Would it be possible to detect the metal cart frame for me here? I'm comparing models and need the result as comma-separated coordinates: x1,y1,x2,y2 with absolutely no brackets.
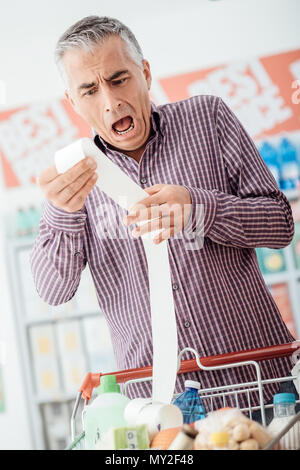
68,341,300,450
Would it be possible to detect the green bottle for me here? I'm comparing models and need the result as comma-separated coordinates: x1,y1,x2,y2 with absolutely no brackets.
83,375,130,450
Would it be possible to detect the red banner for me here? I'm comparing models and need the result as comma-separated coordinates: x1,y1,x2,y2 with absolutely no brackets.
0,99,90,188
157,49,300,141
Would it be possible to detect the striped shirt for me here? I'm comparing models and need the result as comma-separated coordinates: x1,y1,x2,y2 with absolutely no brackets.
30,95,295,409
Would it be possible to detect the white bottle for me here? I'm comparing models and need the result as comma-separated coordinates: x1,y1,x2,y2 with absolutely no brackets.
83,375,130,450
268,393,300,450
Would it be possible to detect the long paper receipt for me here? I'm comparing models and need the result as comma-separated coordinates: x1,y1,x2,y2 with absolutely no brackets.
55,138,178,404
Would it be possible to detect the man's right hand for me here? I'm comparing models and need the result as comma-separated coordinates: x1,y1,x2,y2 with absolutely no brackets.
37,157,98,213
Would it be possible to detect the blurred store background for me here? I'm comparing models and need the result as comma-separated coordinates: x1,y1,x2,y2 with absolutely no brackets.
0,0,299,450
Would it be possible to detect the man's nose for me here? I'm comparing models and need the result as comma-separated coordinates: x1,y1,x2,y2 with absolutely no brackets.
103,89,122,113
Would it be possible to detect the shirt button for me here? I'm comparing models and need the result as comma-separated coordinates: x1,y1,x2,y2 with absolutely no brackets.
74,252,81,257
184,321,191,328
76,218,84,223
172,283,179,291
140,177,147,184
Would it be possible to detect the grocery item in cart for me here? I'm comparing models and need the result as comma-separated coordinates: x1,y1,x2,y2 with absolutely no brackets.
194,408,272,450
268,393,300,449
125,398,183,441
168,424,198,450
103,424,150,450
173,380,206,424
83,375,130,450
150,427,182,450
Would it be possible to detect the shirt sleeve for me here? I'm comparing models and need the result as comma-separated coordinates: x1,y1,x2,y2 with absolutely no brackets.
30,200,88,305
184,97,294,249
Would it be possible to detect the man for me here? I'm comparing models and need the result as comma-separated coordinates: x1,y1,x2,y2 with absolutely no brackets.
31,16,296,412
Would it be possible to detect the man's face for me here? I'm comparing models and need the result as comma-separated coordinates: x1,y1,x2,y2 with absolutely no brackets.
63,35,152,154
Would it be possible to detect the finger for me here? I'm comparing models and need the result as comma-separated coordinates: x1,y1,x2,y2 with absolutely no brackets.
55,168,97,205
129,193,165,213
132,211,165,238
45,157,97,197
63,172,98,212
37,165,59,186
124,203,165,226
126,201,183,229
125,194,166,226
153,226,176,244
131,203,179,237
144,184,165,195
58,157,97,189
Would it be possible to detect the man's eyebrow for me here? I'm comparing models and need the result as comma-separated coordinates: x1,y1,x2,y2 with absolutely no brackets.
77,82,97,92
105,69,129,81
77,70,129,92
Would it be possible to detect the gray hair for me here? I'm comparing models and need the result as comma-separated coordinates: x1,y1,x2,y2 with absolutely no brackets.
55,16,144,85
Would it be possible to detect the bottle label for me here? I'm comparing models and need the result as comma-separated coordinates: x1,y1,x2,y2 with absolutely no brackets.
126,430,138,450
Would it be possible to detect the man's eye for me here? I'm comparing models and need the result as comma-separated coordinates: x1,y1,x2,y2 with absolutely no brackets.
112,78,127,86
84,88,97,97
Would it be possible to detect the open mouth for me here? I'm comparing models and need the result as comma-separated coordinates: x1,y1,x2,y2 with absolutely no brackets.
112,115,134,136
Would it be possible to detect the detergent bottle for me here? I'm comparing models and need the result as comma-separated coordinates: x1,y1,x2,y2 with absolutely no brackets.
83,374,130,449
259,141,281,186
278,137,299,192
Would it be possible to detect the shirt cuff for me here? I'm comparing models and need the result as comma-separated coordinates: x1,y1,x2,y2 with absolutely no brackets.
42,200,87,233
183,187,217,237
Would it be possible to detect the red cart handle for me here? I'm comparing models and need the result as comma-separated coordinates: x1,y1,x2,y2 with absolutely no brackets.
79,341,300,401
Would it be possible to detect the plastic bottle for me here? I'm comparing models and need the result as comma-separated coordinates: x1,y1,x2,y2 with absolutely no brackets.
172,380,206,424
28,206,41,234
83,375,130,450
267,393,300,450
278,137,299,192
259,141,281,186
16,208,30,237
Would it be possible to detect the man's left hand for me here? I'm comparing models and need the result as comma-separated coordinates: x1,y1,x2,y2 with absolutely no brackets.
123,184,192,244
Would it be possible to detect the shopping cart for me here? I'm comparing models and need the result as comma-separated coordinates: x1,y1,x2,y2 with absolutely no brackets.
67,341,300,450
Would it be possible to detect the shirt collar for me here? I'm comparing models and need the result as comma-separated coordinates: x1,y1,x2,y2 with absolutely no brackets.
92,101,165,152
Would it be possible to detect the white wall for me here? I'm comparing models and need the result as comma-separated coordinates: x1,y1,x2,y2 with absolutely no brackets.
0,0,299,449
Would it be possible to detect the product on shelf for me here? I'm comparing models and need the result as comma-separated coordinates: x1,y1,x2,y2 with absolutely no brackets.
82,315,116,373
259,141,281,185
256,247,286,275
29,325,61,400
279,138,300,192
15,206,42,238
292,222,300,269
42,402,70,450
269,283,297,339
56,320,87,394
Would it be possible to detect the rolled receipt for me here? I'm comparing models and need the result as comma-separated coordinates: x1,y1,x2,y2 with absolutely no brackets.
54,138,178,404
124,399,183,441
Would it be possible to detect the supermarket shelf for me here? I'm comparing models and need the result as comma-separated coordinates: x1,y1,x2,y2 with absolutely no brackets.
263,269,300,286
283,188,299,201
24,310,102,327
5,236,116,450
35,393,79,405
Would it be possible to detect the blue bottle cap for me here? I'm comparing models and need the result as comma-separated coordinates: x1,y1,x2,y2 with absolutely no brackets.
273,393,295,405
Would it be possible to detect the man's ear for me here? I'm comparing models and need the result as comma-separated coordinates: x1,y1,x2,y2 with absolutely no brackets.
65,90,77,112
142,59,152,91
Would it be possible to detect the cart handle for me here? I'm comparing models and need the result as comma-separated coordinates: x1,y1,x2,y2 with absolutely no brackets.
79,341,300,401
